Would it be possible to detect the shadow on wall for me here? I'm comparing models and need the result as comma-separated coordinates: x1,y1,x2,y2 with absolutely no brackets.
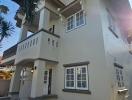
0,80,10,97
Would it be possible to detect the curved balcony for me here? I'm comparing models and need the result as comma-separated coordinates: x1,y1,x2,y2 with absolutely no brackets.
15,29,60,64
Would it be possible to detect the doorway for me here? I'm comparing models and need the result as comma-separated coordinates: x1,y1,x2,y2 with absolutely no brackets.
48,69,52,95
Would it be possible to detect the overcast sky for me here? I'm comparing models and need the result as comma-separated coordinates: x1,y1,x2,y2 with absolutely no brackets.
0,0,20,56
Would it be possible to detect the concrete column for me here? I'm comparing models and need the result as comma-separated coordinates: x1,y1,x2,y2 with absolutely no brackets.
19,25,28,42
30,60,46,98
38,7,50,30
9,66,22,93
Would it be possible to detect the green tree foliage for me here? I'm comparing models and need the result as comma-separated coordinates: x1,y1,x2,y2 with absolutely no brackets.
0,5,9,14
12,0,39,23
0,4,14,43
20,0,39,23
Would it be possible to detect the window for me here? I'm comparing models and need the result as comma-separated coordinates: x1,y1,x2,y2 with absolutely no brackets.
66,10,85,31
107,10,118,38
114,63,124,87
115,68,124,87
65,65,88,90
76,66,88,90
65,67,75,89
67,16,75,31
76,11,85,27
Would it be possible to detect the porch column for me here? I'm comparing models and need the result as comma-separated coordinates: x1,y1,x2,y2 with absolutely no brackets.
19,25,28,42
9,66,22,94
30,60,46,98
38,6,50,30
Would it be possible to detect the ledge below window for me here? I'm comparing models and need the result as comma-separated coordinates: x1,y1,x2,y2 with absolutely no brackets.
62,89,91,94
29,95,58,100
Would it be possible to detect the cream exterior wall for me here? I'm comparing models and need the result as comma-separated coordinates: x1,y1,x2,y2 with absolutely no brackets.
100,1,132,99
9,0,132,100
51,0,111,100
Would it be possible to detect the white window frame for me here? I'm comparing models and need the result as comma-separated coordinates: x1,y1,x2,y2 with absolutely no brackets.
66,15,75,32
66,10,86,32
65,67,76,89
115,67,124,87
75,65,88,90
75,10,85,28
64,65,89,90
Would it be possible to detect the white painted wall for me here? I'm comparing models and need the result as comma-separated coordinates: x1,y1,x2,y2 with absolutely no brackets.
100,0,132,99
51,0,112,100
12,0,132,100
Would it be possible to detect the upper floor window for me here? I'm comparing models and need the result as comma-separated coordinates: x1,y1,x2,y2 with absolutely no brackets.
107,10,118,38
76,11,85,27
66,10,85,32
67,16,75,31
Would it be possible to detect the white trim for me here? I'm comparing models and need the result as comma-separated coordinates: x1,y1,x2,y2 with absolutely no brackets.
65,67,76,89
75,65,88,90
64,65,89,90
115,67,124,88
66,10,86,32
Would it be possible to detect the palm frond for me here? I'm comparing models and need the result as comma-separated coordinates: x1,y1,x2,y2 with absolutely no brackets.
0,5,9,14
0,19,14,42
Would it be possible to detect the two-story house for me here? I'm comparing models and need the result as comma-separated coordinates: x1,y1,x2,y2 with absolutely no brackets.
2,0,132,100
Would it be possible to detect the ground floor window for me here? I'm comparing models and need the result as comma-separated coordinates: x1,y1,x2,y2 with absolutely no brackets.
64,64,89,90
114,63,124,87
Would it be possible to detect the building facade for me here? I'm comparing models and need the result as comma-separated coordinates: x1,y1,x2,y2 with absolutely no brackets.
2,0,132,100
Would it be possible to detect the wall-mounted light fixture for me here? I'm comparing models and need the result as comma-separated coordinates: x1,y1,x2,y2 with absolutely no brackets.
117,88,128,94
31,66,37,73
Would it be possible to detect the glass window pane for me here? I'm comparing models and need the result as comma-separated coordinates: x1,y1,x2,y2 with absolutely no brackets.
76,11,84,27
82,81,87,88
67,69,70,74
82,74,86,80
70,68,74,74
66,81,70,87
77,81,81,87
82,67,86,73
120,70,122,75
77,74,81,80
65,68,75,88
71,75,74,80
115,68,124,87
66,75,70,80
71,81,74,87
67,16,74,31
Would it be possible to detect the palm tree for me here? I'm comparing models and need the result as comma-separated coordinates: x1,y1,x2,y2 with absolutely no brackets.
0,18,14,42
0,5,9,14
0,4,14,43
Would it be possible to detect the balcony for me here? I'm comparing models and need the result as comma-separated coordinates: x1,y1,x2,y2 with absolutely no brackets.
2,44,17,65
15,29,60,64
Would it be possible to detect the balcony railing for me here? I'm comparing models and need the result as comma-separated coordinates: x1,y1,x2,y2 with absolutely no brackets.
16,29,60,64
2,44,17,60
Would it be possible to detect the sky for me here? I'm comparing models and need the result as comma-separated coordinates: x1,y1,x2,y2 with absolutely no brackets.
129,0,132,9
0,0,20,56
